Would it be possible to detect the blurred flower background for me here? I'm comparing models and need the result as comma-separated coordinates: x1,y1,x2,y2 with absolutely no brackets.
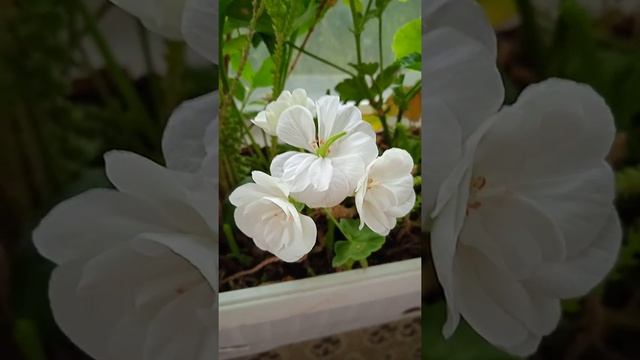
422,0,640,359
0,0,215,358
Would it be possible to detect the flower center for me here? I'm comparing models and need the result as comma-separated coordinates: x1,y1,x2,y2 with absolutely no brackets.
467,176,487,214
366,177,376,190
316,131,347,157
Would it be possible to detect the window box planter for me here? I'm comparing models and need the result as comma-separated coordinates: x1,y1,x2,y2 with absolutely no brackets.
219,258,421,359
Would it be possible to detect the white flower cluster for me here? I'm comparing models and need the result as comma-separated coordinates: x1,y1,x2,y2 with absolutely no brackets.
425,0,621,356
231,90,416,262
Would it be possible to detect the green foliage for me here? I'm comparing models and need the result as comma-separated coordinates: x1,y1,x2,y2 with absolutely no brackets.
332,219,386,267
391,18,421,60
616,166,640,199
393,124,421,162
611,228,640,280
422,302,516,360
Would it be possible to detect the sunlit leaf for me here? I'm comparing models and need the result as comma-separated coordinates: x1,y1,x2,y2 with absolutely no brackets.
391,18,421,60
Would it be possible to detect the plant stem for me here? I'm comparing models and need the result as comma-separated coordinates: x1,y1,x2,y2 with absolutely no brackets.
286,42,356,76
223,224,243,259
359,259,368,268
324,208,349,240
75,0,154,136
378,14,384,70
348,0,363,64
289,0,328,73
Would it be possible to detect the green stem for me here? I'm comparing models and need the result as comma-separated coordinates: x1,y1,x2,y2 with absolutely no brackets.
378,14,384,70
348,0,363,64
270,135,279,160
317,131,347,157
76,0,154,135
286,42,356,76
325,218,335,258
359,259,368,268
223,224,243,259
324,208,349,240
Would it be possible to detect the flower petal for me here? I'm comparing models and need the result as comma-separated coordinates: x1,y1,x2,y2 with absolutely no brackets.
276,105,316,151
182,0,217,63
33,189,171,264
515,162,615,257
474,79,616,184
461,193,565,278
317,95,362,140
162,92,217,174
453,247,529,348
524,208,621,299
274,215,317,262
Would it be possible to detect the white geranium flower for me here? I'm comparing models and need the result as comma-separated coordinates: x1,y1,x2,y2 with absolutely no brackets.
230,171,317,262
252,89,315,136
430,79,621,356
33,93,218,360
355,148,416,236
110,0,217,62
271,95,378,208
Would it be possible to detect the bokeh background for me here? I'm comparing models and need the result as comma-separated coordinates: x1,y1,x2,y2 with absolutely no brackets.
422,1,640,359
0,0,215,358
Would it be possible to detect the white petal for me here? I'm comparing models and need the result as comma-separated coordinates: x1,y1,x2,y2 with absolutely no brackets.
307,157,333,192
474,79,616,184
453,247,529,348
182,0,217,63
360,201,394,236
430,171,472,337
423,23,503,215
270,151,296,177
143,283,215,360
516,162,615,257
33,189,171,264
139,233,217,289
274,215,317,262
330,131,377,172
276,105,316,151
316,95,341,140
368,148,414,182
461,193,565,278
162,92,217,173
425,0,497,57
251,171,289,198
251,111,273,135
525,208,621,299
277,153,317,193
317,96,362,140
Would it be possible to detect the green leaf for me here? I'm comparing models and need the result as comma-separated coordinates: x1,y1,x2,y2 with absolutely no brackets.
422,302,517,360
224,36,250,55
335,77,369,103
332,219,385,267
391,18,421,60
392,124,421,162
252,58,275,88
396,52,421,71
374,63,401,91
349,62,379,76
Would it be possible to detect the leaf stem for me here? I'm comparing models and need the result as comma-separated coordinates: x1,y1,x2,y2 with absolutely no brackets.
286,42,356,76
324,208,349,241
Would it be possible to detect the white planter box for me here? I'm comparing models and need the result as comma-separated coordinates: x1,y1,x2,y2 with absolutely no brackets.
219,258,421,359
